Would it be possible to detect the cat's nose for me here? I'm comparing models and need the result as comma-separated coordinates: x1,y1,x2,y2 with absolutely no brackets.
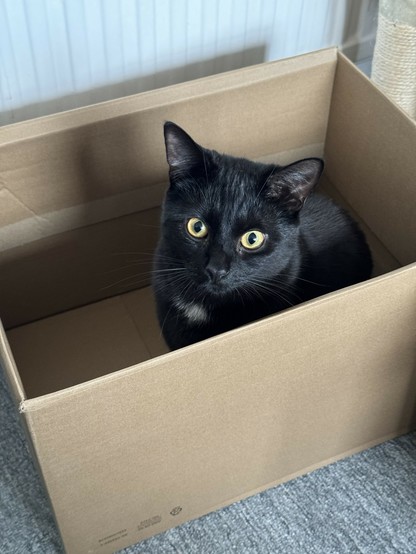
205,264,229,283
205,250,230,283
206,267,228,283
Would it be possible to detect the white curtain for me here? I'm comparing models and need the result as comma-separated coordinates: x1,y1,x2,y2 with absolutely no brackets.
372,0,416,119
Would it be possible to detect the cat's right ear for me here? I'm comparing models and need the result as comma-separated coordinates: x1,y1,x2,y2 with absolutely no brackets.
266,158,324,212
163,122,204,176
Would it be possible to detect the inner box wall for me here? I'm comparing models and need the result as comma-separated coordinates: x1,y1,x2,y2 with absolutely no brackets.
5,170,400,397
0,52,337,329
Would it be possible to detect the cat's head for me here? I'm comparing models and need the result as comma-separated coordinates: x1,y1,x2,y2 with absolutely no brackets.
160,121,323,298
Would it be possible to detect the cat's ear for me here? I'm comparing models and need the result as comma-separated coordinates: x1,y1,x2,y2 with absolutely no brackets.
266,158,324,212
163,121,204,175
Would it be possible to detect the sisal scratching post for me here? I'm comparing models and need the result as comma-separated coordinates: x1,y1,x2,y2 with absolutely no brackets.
372,0,416,119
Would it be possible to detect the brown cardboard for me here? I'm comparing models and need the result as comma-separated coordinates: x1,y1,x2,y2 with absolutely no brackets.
1,49,416,553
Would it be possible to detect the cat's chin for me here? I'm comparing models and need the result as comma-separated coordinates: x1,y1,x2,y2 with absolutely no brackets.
200,281,233,299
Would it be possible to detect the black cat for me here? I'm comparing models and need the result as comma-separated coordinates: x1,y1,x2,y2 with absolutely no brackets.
153,122,372,350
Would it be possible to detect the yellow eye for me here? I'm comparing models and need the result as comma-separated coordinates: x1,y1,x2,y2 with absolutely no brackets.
187,218,208,238
240,230,265,250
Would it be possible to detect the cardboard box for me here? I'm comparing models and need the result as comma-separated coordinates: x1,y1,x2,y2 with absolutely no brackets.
1,48,416,553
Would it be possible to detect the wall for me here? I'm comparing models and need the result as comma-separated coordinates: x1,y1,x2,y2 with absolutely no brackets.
0,0,378,126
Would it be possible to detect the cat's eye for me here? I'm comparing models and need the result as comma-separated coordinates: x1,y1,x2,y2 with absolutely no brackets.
240,230,265,250
187,217,208,238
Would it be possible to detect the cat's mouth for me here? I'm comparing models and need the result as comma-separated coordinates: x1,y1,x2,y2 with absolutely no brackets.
189,267,235,298
200,278,234,298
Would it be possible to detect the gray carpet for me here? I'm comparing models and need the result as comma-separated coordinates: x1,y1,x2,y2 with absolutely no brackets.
1,363,416,554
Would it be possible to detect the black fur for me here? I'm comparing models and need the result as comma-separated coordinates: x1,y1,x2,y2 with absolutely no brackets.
153,122,372,349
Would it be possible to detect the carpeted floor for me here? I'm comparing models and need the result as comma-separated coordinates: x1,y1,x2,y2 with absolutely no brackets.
1,363,416,554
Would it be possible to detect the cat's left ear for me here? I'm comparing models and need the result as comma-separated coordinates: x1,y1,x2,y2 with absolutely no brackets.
266,158,324,212
163,121,204,176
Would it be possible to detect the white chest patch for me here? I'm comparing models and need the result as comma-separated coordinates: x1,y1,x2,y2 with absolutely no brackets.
175,299,209,324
